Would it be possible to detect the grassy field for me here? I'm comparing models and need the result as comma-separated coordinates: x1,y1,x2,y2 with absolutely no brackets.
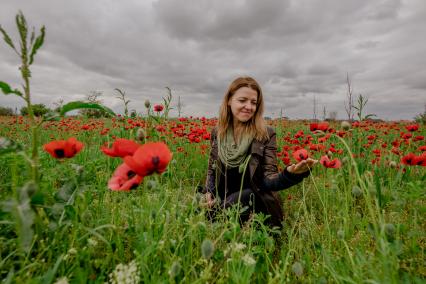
0,116,424,283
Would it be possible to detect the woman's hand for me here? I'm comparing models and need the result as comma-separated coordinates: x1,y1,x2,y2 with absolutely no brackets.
200,192,216,208
286,158,318,174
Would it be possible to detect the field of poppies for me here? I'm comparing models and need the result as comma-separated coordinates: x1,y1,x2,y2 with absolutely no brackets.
1,11,425,284
0,113,425,283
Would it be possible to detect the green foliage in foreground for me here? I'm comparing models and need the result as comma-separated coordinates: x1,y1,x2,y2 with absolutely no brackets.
0,119,425,283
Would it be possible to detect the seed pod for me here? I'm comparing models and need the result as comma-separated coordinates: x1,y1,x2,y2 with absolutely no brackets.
146,180,158,190
292,261,304,277
341,121,351,130
136,128,146,142
168,261,181,278
384,223,395,237
389,161,397,168
144,99,151,109
352,186,362,198
201,239,214,259
337,229,345,239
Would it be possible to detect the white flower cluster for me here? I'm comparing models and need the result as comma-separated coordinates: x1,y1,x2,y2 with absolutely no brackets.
87,237,98,247
224,242,246,256
223,242,257,267
241,254,256,266
108,260,140,284
53,277,69,284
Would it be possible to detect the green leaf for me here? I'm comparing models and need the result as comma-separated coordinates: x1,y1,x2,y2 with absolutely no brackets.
60,101,115,117
42,110,61,122
0,137,23,156
1,181,35,253
40,255,63,284
0,25,16,51
16,12,28,50
365,114,377,119
29,26,45,65
30,26,35,45
0,81,23,97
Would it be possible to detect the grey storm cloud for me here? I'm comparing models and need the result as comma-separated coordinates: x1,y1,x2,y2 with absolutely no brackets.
0,0,425,120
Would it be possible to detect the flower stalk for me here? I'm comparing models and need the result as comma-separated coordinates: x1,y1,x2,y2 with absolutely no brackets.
0,11,45,183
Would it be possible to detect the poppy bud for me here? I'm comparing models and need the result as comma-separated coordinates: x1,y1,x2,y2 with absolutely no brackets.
341,121,351,130
144,99,151,109
352,186,362,197
337,229,345,239
136,128,146,142
384,223,395,238
146,180,159,190
292,261,304,277
201,239,214,259
168,261,181,278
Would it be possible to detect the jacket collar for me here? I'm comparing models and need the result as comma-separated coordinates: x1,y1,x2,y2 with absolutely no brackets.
250,139,264,157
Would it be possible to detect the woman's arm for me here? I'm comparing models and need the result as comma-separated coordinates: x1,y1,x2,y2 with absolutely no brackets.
261,129,314,191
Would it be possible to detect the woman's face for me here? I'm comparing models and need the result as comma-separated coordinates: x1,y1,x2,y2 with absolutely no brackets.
228,87,258,124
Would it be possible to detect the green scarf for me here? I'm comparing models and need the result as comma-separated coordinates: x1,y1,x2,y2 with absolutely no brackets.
218,127,253,172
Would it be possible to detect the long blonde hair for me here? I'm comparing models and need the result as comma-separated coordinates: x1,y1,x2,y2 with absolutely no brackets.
218,76,268,141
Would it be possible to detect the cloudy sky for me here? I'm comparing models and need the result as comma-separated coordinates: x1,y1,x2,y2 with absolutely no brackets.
1,0,425,120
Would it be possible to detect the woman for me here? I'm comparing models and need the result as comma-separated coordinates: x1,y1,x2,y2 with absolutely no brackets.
203,76,317,228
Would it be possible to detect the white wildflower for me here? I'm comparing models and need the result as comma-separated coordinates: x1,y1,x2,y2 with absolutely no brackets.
233,243,246,252
224,242,246,256
87,238,98,247
68,248,77,255
54,277,69,284
108,260,140,284
241,254,256,266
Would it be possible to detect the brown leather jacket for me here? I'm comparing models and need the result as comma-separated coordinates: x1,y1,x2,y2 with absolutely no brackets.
204,126,309,227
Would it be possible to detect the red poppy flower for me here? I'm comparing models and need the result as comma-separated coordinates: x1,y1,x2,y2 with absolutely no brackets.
405,124,419,132
108,163,143,191
418,145,426,152
124,142,173,177
310,122,329,132
153,104,164,112
318,133,331,143
43,137,84,159
414,153,426,166
402,153,426,166
320,155,342,169
309,144,326,152
401,153,416,165
101,138,140,158
292,148,309,162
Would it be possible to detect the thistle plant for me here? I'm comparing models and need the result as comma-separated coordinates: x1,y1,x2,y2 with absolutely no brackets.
115,88,130,117
352,94,376,121
0,11,45,182
163,87,173,119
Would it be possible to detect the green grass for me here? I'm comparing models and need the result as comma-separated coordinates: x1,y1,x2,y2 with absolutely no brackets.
0,117,425,283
